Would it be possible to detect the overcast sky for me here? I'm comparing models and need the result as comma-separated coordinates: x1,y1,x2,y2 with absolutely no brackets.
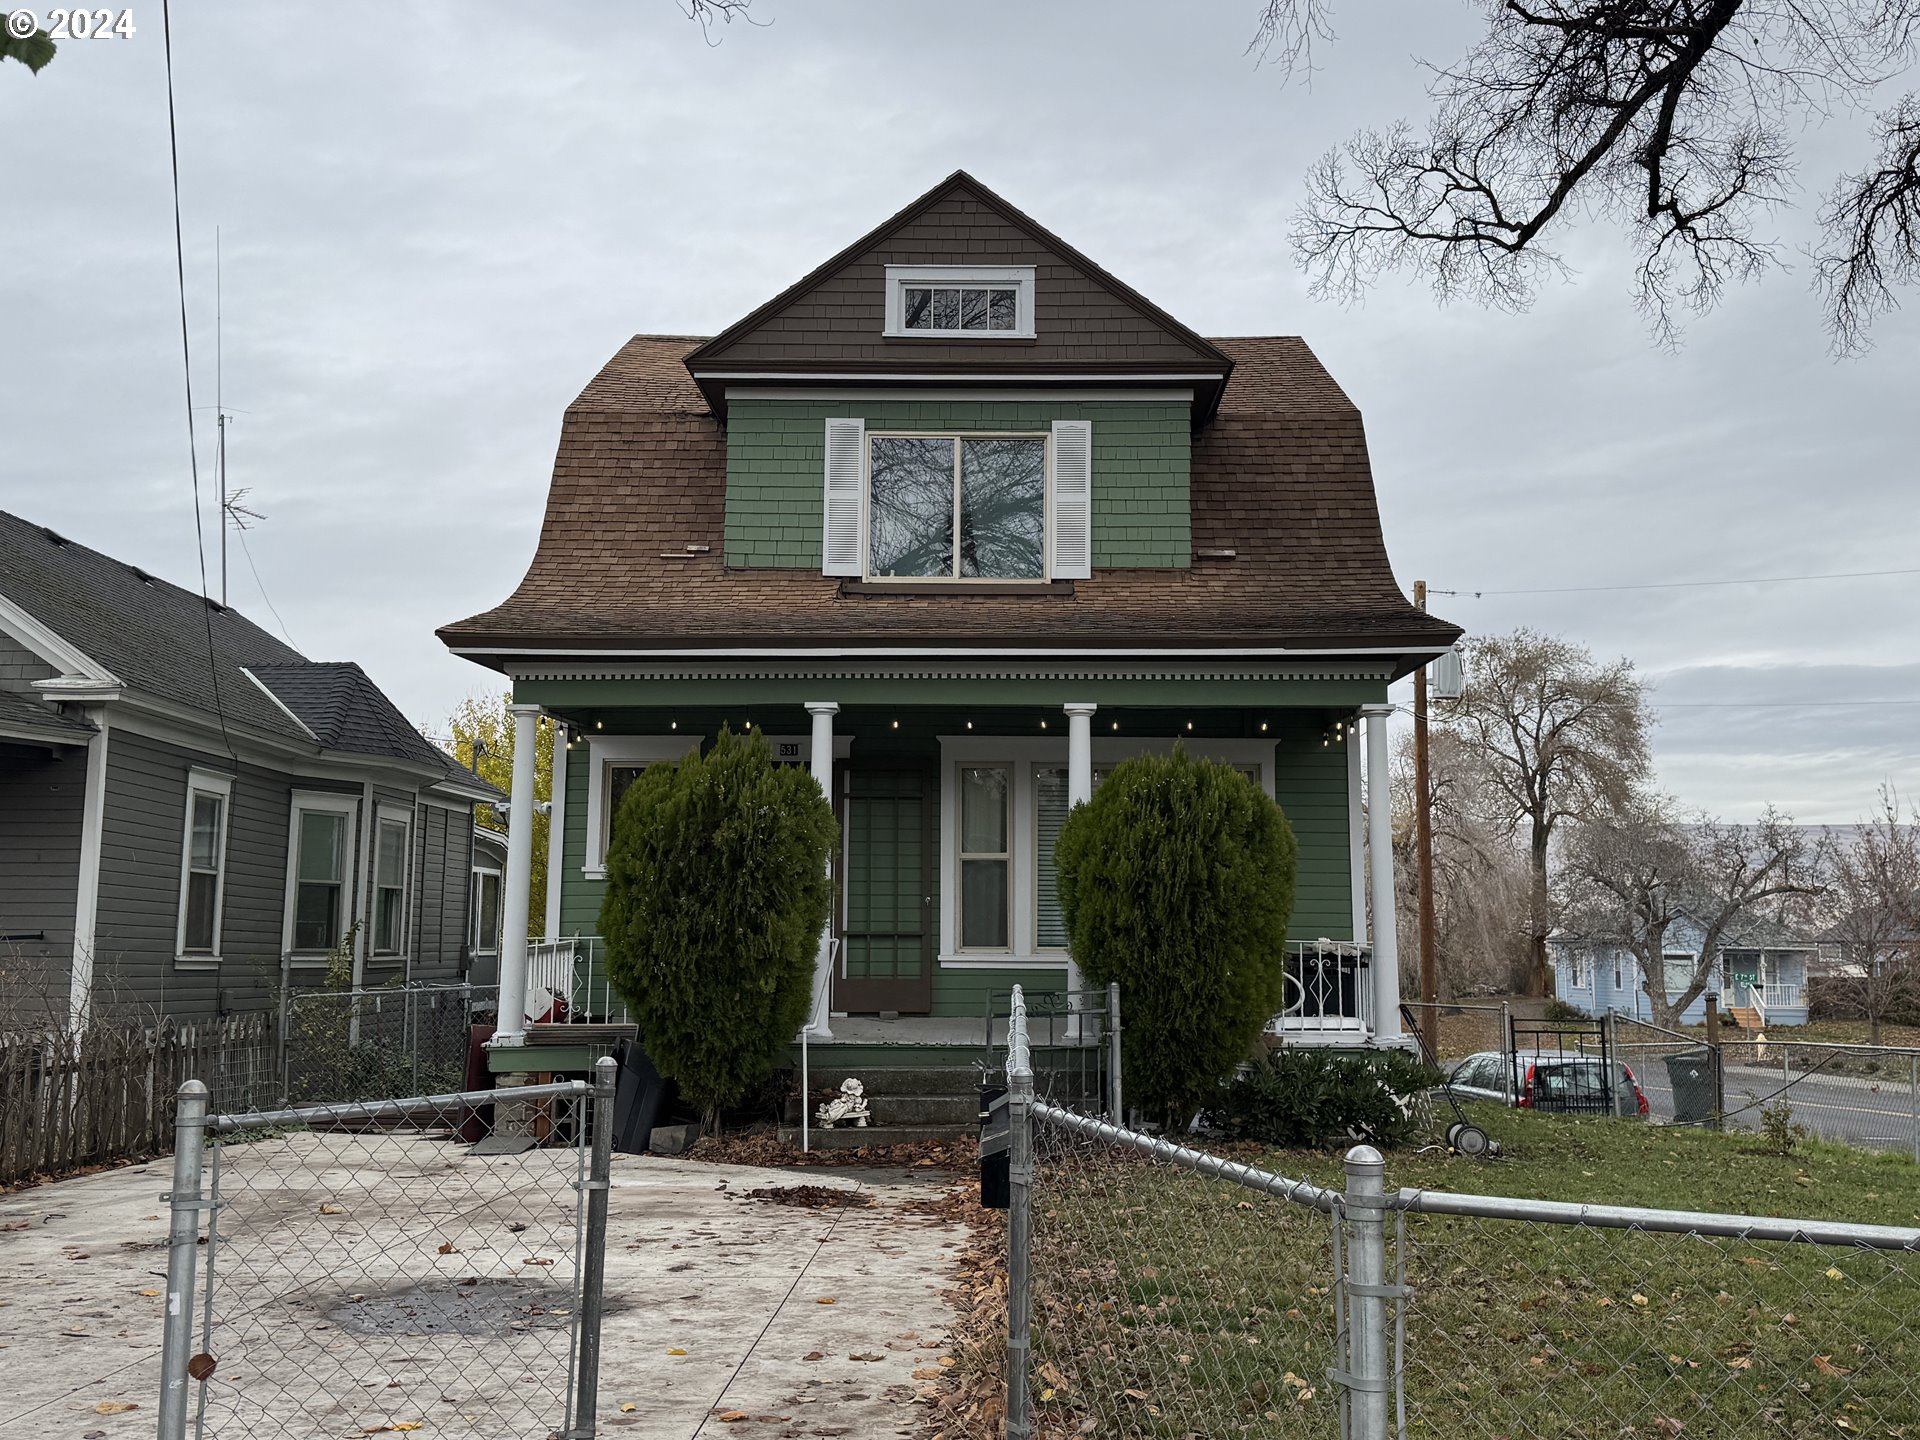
4,1,1916,823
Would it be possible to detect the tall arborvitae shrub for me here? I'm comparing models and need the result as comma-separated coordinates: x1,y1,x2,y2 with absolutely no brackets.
1054,746,1297,1125
599,728,837,1121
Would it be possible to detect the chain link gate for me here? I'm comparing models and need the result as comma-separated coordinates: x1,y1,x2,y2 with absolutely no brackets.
158,1058,615,1440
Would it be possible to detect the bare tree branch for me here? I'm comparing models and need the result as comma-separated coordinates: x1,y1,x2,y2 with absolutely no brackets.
1277,0,1920,349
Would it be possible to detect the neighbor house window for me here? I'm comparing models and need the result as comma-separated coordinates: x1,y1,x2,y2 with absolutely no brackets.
868,433,1046,581
372,811,411,957
958,766,1011,950
289,796,357,954
176,771,232,961
1662,952,1696,995
1613,956,1624,990
884,264,1035,339
471,868,503,955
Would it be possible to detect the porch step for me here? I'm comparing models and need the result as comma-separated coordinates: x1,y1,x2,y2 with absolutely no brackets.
785,1091,979,1128
1727,1007,1763,1030
800,1065,986,1097
775,1123,975,1150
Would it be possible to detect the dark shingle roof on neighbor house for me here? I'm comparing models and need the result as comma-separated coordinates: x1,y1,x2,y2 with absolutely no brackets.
0,510,496,795
0,684,97,743
440,335,1462,663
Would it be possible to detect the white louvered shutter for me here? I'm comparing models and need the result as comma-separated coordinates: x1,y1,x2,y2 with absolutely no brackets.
1050,420,1092,579
821,417,865,576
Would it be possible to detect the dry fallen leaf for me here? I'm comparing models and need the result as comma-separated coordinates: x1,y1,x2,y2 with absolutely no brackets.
318,1203,345,1216
137,1290,159,1298
802,1351,825,1362
1813,1355,1853,1377
912,1367,944,1380
1825,1267,1847,1281
716,1412,748,1424
1631,1294,1650,1307
620,1403,637,1413
848,1352,884,1362
1652,1420,1685,1436
436,1242,457,1255
815,1297,836,1305
187,1354,217,1381
92,1402,138,1416
666,1349,687,1357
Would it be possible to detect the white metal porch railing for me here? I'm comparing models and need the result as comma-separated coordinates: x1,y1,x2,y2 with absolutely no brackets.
1268,939,1372,1037
524,936,630,1025
1743,981,1801,1025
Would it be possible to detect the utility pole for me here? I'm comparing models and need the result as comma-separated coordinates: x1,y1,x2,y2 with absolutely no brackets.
216,226,227,606
1413,580,1439,1059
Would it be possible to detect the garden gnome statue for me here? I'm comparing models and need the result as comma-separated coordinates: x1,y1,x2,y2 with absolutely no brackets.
816,1076,871,1129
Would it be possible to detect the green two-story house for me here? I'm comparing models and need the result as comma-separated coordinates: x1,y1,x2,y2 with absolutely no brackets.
439,171,1458,1065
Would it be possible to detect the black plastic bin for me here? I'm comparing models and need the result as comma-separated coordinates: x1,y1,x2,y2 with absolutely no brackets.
1663,1048,1718,1125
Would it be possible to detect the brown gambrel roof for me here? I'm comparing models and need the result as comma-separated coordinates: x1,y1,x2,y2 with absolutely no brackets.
683,171,1235,418
439,336,1460,667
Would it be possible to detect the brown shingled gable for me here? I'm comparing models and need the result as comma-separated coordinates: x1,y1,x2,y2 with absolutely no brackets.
682,172,1233,416
437,335,1461,666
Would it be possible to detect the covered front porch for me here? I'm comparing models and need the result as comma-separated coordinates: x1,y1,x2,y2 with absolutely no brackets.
485,664,1410,1066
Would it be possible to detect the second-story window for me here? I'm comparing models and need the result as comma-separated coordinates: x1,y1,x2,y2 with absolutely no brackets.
868,433,1046,581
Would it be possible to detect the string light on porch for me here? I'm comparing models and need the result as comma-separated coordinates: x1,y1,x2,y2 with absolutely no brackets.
1039,719,1048,730
891,719,900,729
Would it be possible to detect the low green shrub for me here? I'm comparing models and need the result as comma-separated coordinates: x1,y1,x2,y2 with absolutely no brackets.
1204,1047,1442,1150
1542,998,1586,1023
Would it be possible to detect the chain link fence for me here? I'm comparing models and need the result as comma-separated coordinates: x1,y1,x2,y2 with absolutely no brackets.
998,985,1920,1440
157,1060,613,1440
279,982,497,1107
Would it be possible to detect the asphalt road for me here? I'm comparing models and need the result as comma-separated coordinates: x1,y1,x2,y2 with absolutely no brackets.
1630,1058,1920,1155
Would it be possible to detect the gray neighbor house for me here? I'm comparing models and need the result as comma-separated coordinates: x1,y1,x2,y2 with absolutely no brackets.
0,510,503,1027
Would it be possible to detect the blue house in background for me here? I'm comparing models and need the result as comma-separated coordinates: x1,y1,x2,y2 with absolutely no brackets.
1550,911,1814,1028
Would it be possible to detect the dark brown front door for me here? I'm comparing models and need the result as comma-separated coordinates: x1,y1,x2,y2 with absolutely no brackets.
834,769,934,1014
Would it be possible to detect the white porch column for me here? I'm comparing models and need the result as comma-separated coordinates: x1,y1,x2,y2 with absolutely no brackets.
1064,703,1097,1035
543,728,568,940
493,702,540,1047
1362,704,1402,1045
68,707,109,1032
804,702,838,1039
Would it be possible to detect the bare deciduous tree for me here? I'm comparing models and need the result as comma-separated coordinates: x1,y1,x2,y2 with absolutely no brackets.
1819,786,1920,1045
1446,629,1651,996
1566,804,1827,1025
1253,1,1920,350
1392,728,1534,996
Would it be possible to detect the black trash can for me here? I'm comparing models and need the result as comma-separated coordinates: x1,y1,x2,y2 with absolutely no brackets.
1663,1048,1717,1125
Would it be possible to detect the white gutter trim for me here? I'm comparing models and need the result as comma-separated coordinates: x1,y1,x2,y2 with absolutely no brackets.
0,591,119,683
239,666,322,742
458,644,1451,661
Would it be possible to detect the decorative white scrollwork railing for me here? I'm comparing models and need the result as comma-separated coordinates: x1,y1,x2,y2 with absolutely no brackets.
1269,940,1372,1037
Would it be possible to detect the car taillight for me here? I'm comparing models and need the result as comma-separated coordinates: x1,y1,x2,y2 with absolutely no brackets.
1623,1064,1650,1115
1517,1064,1535,1107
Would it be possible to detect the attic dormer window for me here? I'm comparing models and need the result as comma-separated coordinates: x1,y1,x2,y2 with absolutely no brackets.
884,265,1035,339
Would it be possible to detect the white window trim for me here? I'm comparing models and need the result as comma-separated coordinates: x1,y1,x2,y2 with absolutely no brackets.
935,736,1276,969
368,803,414,964
174,768,233,969
282,790,361,966
581,735,703,879
863,429,1053,584
883,264,1035,339
471,863,504,958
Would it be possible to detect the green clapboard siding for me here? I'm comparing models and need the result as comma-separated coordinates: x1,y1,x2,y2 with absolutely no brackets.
724,398,1191,570
1274,734,1357,942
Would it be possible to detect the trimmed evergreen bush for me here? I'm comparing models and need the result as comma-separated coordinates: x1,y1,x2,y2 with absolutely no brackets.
1054,746,1297,1125
1205,1048,1442,1150
599,728,837,1121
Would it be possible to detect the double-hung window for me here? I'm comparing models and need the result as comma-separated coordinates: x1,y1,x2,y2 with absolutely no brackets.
958,766,1011,951
289,795,357,956
176,771,232,962
869,434,1048,580
372,810,412,958
471,866,503,956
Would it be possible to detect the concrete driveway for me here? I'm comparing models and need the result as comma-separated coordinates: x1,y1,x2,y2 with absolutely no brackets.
0,1149,968,1439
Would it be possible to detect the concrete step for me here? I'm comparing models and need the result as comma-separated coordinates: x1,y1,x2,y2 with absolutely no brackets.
775,1122,974,1149
799,1065,985,1096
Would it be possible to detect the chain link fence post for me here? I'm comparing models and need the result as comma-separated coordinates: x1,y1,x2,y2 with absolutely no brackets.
1339,1144,1393,1440
1005,987,1034,1440
1106,981,1122,1124
1910,1053,1919,1165
157,1080,209,1440
569,1055,617,1439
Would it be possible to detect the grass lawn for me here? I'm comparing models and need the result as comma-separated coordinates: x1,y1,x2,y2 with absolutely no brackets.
1028,1108,1920,1439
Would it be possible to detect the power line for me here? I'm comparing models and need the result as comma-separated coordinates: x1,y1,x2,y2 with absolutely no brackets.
1432,566,1920,599
234,524,297,650
161,0,233,760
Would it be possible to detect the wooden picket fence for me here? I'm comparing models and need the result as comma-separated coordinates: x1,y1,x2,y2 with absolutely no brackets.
0,1012,276,1188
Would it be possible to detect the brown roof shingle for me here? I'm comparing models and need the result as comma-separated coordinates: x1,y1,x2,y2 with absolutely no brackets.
438,336,1459,664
